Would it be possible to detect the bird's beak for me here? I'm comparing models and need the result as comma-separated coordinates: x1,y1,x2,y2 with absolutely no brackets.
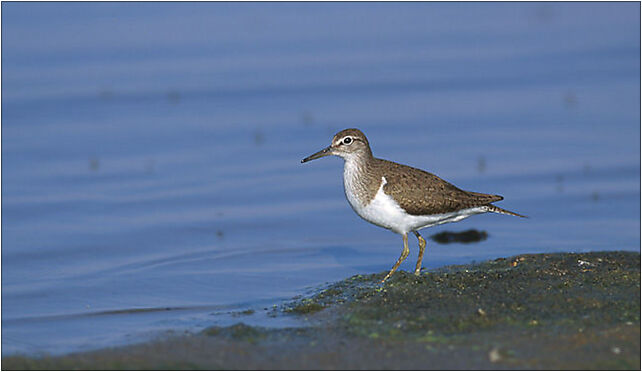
301,146,333,163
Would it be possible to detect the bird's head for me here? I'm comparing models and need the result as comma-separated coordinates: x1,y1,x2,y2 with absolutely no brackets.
301,128,371,163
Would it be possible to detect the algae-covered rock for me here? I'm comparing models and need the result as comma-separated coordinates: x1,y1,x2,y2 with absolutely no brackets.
332,251,640,338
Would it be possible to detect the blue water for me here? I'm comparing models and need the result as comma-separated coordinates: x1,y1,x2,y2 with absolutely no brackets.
2,2,640,356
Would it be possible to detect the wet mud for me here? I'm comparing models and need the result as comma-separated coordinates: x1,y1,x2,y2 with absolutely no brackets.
4,251,639,370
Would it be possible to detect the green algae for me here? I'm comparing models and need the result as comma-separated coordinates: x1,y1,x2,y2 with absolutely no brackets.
282,274,378,314
285,299,325,314
202,323,266,343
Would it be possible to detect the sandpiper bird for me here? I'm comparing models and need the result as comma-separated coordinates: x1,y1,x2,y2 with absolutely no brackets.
301,128,524,283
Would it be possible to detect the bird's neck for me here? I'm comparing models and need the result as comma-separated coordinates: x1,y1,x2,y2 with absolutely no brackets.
342,151,373,179
342,152,378,207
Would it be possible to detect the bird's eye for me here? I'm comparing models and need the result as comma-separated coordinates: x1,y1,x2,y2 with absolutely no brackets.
343,137,352,145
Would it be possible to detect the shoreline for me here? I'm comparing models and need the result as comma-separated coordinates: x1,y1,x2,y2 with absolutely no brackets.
3,251,640,370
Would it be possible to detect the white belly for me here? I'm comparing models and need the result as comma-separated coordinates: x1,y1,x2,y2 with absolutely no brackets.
344,175,486,235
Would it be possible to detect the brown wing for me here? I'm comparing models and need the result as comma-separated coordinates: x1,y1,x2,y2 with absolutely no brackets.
377,159,502,216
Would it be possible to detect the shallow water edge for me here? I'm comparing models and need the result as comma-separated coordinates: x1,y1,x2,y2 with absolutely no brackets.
3,251,640,370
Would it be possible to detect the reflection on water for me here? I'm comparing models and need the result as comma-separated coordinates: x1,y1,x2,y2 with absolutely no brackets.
2,2,640,356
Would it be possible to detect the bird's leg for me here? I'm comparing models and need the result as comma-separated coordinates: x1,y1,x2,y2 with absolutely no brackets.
381,233,409,283
413,231,426,275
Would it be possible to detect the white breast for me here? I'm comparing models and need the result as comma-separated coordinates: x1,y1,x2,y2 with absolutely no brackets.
344,165,486,235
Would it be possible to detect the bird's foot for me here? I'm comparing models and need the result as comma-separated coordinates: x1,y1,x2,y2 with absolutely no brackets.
380,272,393,283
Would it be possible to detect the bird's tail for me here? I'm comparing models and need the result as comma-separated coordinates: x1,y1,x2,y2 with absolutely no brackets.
486,204,527,218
